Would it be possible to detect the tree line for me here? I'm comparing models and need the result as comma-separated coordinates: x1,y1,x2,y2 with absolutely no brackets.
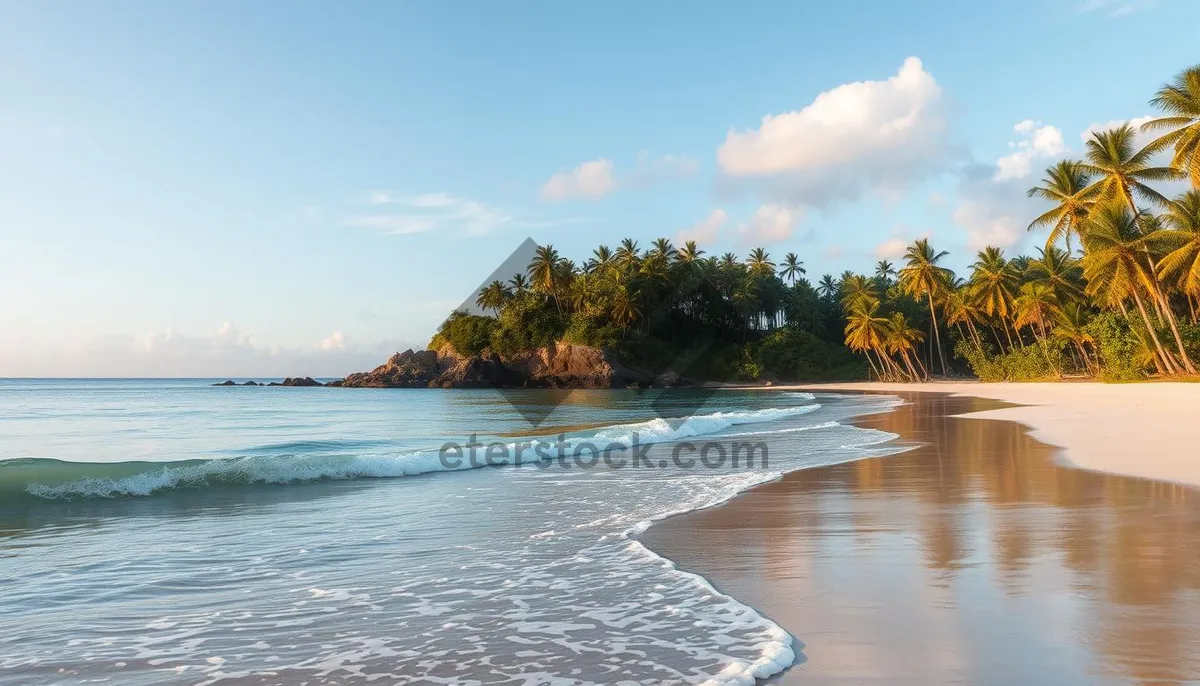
438,64,1200,383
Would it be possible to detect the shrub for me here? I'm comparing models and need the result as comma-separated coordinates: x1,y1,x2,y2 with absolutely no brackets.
1084,312,1149,382
435,310,498,357
954,338,1063,382
490,294,565,357
754,327,866,381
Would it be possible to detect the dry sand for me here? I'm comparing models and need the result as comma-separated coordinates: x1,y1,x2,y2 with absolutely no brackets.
766,382,1200,488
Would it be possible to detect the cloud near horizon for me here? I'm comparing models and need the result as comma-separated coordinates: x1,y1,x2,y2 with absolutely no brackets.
540,153,696,202
675,208,727,245
737,204,802,243
344,192,585,236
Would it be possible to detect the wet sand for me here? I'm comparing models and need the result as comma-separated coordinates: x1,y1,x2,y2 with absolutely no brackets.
642,393,1200,685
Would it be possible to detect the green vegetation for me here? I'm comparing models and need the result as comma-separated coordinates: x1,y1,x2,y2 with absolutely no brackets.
433,64,1200,384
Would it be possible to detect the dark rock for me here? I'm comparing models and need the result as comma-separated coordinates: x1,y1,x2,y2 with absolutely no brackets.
242,381,259,386
279,376,323,387
213,380,237,386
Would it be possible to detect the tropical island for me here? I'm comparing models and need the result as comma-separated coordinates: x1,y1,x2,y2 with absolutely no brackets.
242,64,1200,390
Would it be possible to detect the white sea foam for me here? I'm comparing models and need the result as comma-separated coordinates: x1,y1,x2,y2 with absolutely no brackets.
23,404,821,500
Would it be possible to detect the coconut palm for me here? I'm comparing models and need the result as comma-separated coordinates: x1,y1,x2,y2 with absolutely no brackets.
585,246,614,274
508,273,529,294
816,274,839,301
1028,245,1085,305
475,280,511,314
746,247,776,278
677,241,705,265
649,237,677,262
615,239,641,273
1142,65,1200,188
944,283,985,353
779,252,805,284
528,244,565,313
874,260,897,288
898,239,954,376
884,312,927,381
1154,190,1200,305
1080,124,1179,213
839,275,879,313
1081,204,1183,374
1051,302,1098,375
844,300,897,380
1027,160,1097,252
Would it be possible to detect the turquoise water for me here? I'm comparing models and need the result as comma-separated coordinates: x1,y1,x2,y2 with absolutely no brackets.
0,380,904,685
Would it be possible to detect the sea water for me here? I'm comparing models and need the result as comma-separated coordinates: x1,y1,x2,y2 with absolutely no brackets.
0,380,904,685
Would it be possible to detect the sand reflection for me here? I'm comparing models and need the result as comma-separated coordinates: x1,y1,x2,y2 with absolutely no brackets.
642,393,1200,685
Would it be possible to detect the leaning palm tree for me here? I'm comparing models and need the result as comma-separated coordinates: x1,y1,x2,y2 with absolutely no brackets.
898,239,954,376
1154,190,1200,309
779,252,805,284
1051,302,1098,375
839,274,879,313
884,312,927,381
1081,204,1184,374
944,283,985,353
1080,124,1179,213
844,300,897,380
1027,160,1097,253
746,247,776,278
1142,64,1200,188
1013,281,1062,375
475,280,511,315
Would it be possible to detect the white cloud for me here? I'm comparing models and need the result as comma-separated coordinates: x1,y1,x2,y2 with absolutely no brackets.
994,121,1066,181
873,237,910,260
716,57,953,207
344,192,578,237
737,204,802,243
540,159,617,201
676,209,727,245
319,331,346,350
1081,115,1155,147
950,164,1036,252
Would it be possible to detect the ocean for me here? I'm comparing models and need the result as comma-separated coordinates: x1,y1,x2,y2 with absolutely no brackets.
0,380,905,685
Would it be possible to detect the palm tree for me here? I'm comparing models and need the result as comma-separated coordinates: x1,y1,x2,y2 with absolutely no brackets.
1052,302,1098,375
649,237,677,262
898,239,954,376
1081,204,1183,374
1013,281,1061,374
839,275,879,313
746,247,776,278
528,244,565,313
1154,190,1200,309
615,239,641,273
1080,124,1179,213
779,252,805,284
844,300,896,380
677,241,705,265
585,245,614,274
874,260,897,288
1028,245,1085,305
475,280,511,315
1142,65,1200,188
1027,160,1096,253
885,312,927,381
508,273,529,294
816,274,838,301
720,252,738,269
944,284,985,353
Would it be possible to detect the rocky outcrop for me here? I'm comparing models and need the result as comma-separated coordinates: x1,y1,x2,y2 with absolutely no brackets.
213,380,238,386
268,377,324,387
335,343,654,389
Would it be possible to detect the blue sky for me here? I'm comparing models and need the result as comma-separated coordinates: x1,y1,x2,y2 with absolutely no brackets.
2,0,1198,376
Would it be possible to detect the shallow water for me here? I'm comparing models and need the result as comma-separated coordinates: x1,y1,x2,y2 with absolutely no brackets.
0,380,905,685
644,393,1200,685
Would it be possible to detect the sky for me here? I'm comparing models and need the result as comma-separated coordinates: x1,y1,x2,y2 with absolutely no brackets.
2,0,1198,377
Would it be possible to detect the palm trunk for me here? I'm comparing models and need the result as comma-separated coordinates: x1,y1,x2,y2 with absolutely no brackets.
1153,289,1197,374
926,293,948,376
1132,289,1179,375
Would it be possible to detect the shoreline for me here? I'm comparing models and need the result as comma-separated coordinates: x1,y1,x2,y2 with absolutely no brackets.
641,390,1200,684
748,382,1200,488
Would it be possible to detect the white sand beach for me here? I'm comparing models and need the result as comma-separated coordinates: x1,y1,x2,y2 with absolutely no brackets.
773,382,1200,488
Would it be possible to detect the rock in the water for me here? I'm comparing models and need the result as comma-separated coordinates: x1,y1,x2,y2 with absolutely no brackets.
213,380,238,386
339,349,441,388
278,376,323,387
242,381,259,386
